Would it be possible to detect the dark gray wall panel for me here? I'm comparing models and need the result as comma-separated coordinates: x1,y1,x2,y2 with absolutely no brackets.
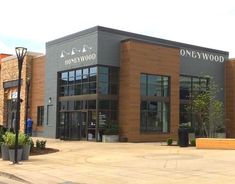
180,47,228,101
44,32,98,138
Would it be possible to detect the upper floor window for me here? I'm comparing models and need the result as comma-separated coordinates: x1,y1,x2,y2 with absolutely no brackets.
141,74,170,97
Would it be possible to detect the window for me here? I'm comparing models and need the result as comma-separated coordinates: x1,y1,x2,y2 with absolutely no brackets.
141,74,169,97
180,75,209,100
140,74,170,133
140,101,169,132
179,75,209,127
37,106,44,126
98,100,118,128
98,66,119,95
58,66,118,96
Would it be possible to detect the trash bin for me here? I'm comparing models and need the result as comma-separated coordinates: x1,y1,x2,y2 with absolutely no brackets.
178,127,189,147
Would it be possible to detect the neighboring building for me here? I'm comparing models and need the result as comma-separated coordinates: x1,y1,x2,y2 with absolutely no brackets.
0,53,11,61
0,26,232,142
0,52,44,134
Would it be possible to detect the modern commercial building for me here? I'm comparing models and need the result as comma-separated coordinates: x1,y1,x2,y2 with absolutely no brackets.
0,26,233,142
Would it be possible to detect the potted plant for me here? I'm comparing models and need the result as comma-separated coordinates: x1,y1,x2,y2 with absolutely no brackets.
22,135,31,160
102,123,119,143
1,126,9,160
1,131,10,160
3,132,24,162
215,126,226,138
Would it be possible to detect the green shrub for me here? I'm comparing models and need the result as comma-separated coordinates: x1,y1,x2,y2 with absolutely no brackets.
36,140,47,149
29,138,34,151
103,123,119,135
0,125,7,145
18,133,27,147
190,139,196,146
167,138,173,145
2,132,29,149
3,132,15,149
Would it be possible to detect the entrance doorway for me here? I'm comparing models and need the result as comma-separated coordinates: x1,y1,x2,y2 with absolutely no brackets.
6,99,17,130
59,111,88,140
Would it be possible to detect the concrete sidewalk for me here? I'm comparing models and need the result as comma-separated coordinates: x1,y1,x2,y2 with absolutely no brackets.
1,139,235,184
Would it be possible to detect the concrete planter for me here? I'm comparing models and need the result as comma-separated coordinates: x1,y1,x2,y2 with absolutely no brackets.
22,144,31,160
1,144,9,160
9,149,22,162
216,133,226,138
102,135,119,143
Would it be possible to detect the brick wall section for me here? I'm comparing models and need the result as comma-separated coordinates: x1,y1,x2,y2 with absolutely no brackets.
0,54,44,133
30,56,45,132
119,40,180,142
225,59,235,137
0,55,32,131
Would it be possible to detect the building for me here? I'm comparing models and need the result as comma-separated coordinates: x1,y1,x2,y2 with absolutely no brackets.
0,52,45,134
0,26,231,142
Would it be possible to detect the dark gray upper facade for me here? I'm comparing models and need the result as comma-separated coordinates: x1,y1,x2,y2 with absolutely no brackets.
43,26,229,138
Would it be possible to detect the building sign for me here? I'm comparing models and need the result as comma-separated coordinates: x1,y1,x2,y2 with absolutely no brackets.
11,91,17,99
180,48,225,63
60,44,97,65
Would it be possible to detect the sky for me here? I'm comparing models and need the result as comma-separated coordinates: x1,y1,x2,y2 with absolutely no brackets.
0,0,235,58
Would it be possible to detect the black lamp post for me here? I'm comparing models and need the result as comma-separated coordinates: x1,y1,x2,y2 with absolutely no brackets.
24,77,30,134
14,47,27,164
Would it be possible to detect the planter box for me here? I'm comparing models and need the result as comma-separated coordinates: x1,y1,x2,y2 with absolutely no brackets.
22,145,31,160
9,149,22,162
1,144,9,160
102,135,119,143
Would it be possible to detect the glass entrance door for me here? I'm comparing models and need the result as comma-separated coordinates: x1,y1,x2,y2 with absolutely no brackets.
6,99,17,130
59,111,87,140
77,111,87,140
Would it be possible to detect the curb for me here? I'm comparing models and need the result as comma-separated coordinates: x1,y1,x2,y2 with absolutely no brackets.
0,170,31,183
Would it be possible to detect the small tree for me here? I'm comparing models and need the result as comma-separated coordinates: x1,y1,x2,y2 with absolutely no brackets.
186,76,224,137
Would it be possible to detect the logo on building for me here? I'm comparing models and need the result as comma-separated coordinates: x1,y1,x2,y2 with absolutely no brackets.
60,44,96,65
180,48,225,63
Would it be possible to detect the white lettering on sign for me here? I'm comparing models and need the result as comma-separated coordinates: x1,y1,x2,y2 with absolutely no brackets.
180,49,225,63
60,44,96,65
64,53,97,65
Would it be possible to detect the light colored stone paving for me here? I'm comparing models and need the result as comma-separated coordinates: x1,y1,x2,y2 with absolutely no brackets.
1,138,235,184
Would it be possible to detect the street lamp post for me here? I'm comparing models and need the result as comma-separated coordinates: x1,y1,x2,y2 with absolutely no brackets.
14,47,27,164
24,77,30,134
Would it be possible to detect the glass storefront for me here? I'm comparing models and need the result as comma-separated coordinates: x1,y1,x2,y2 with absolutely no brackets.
57,65,119,141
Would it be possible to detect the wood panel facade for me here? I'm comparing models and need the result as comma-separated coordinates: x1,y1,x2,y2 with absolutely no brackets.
119,40,180,142
225,59,235,137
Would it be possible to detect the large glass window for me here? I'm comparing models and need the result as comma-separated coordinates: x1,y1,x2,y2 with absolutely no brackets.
141,74,169,97
179,75,209,128
58,66,118,96
140,74,170,133
98,66,119,95
98,100,118,128
58,66,119,141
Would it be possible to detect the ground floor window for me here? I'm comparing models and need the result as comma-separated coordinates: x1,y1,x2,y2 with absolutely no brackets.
140,101,169,133
58,99,118,141
37,106,44,126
